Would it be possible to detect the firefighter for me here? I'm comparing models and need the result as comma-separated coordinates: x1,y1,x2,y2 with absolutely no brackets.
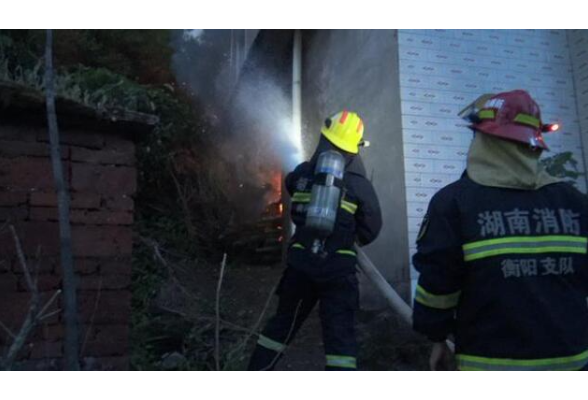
248,110,382,370
412,89,588,371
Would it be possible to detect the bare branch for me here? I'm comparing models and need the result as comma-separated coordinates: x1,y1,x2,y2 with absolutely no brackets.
215,253,227,371
139,236,201,302
36,289,62,319
0,320,16,339
38,309,62,322
81,279,103,356
9,226,35,294
0,228,62,370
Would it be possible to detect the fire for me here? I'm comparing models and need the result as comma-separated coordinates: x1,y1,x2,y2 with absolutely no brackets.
260,169,284,217
270,170,282,204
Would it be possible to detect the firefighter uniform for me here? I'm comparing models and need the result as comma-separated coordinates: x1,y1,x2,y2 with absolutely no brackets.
248,112,382,371
413,175,588,371
413,90,588,371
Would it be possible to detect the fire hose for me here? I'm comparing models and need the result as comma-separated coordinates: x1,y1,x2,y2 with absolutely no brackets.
354,245,455,352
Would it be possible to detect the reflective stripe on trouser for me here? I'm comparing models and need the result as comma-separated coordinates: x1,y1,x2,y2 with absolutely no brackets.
414,285,461,310
248,268,358,371
326,355,357,370
248,268,318,371
462,235,587,262
257,335,286,353
457,349,588,371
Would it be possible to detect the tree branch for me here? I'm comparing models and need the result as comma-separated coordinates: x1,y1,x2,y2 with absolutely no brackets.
215,253,227,371
0,227,61,370
44,28,80,370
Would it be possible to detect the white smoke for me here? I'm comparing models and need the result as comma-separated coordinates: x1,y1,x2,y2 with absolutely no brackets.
171,29,307,225
171,29,304,172
184,29,204,42
231,74,303,173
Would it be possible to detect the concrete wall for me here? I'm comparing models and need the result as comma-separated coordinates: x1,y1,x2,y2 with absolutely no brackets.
301,30,410,305
397,29,587,295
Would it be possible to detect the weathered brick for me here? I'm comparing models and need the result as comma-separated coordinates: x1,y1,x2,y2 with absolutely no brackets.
70,210,133,226
77,290,131,324
0,292,35,330
82,356,129,371
12,257,56,275
30,207,58,222
29,341,63,359
11,223,133,259
104,195,134,211
29,192,57,207
104,135,135,153
0,258,10,273
0,222,60,257
0,140,70,159
18,274,61,292
71,193,102,209
0,157,69,191
0,191,28,206
78,274,131,291
0,206,28,221
71,147,134,166
72,225,133,257
17,257,101,276
0,272,18,292
74,258,101,275
13,358,63,371
0,124,40,143
71,164,136,196
42,323,64,342
82,324,129,357
38,129,104,149
100,259,132,275
30,192,101,209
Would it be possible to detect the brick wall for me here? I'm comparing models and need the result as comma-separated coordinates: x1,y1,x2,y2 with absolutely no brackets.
0,122,136,370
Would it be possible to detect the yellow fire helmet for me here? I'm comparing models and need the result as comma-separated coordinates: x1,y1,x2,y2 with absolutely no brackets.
321,110,367,154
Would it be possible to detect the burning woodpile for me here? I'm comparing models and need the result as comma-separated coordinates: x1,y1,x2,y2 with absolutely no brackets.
223,171,287,265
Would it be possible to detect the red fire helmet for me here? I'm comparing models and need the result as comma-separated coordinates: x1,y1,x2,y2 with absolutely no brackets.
471,90,554,150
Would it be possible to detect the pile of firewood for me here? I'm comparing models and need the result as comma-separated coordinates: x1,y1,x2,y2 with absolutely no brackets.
223,201,285,265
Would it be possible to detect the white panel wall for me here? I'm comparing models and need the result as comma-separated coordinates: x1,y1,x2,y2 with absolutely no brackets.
569,30,588,180
397,29,587,296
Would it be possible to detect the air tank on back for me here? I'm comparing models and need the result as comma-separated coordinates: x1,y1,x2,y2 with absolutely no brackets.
305,150,346,244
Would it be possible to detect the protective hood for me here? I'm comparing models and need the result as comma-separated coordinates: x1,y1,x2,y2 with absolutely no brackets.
467,132,560,190
310,135,367,177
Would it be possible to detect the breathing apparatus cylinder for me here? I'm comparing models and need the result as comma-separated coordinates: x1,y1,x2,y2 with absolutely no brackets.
305,150,346,253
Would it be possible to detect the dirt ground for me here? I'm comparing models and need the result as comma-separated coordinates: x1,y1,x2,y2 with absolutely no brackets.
152,259,431,371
